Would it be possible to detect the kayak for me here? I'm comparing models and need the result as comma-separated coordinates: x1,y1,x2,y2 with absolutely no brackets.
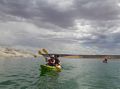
40,65,61,72
103,60,107,63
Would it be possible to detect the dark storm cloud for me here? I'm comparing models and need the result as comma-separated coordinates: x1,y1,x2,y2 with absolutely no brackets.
79,28,120,50
0,0,36,20
0,0,119,27
74,0,120,21
0,0,75,28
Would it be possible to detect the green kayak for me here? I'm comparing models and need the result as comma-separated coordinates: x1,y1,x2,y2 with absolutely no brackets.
40,65,61,72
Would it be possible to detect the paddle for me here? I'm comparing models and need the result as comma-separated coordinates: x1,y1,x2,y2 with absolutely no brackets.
42,48,49,54
38,48,49,62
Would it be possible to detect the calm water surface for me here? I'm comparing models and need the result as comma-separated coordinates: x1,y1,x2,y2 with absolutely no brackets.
0,57,120,89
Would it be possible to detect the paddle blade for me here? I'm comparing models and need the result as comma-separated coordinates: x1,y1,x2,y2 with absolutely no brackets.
38,50,43,55
42,48,48,54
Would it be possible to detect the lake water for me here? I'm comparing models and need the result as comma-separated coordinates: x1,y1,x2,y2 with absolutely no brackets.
0,57,120,89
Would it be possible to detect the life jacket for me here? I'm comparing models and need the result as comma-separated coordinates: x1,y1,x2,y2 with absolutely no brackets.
48,59,54,63
47,58,55,66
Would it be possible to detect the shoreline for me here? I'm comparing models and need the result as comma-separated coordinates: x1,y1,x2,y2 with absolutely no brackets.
0,47,34,58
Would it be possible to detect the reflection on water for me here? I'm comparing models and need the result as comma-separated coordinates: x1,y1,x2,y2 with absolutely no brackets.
0,57,120,89
38,67,79,89
36,74,60,89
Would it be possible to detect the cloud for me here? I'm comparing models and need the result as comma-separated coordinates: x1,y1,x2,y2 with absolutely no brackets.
74,0,120,21
0,0,120,54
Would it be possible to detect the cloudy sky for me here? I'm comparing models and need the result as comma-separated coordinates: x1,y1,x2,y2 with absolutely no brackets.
0,0,120,54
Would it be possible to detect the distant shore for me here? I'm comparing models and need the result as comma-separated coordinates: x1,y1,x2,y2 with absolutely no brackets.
1,47,120,59
43,54,120,59
0,47,34,58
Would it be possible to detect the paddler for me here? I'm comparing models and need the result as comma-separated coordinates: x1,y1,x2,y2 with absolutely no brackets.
103,56,108,63
46,55,55,66
54,55,61,69
54,55,60,65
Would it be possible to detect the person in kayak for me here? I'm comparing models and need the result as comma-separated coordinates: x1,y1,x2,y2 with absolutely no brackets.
103,56,108,63
54,55,62,69
47,55,55,66
54,55,60,65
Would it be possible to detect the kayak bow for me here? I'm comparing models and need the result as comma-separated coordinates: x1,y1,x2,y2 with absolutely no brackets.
40,65,61,72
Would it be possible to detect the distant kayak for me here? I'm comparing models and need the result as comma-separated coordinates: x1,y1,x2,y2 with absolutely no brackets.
40,65,62,72
103,60,107,63
103,58,108,63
